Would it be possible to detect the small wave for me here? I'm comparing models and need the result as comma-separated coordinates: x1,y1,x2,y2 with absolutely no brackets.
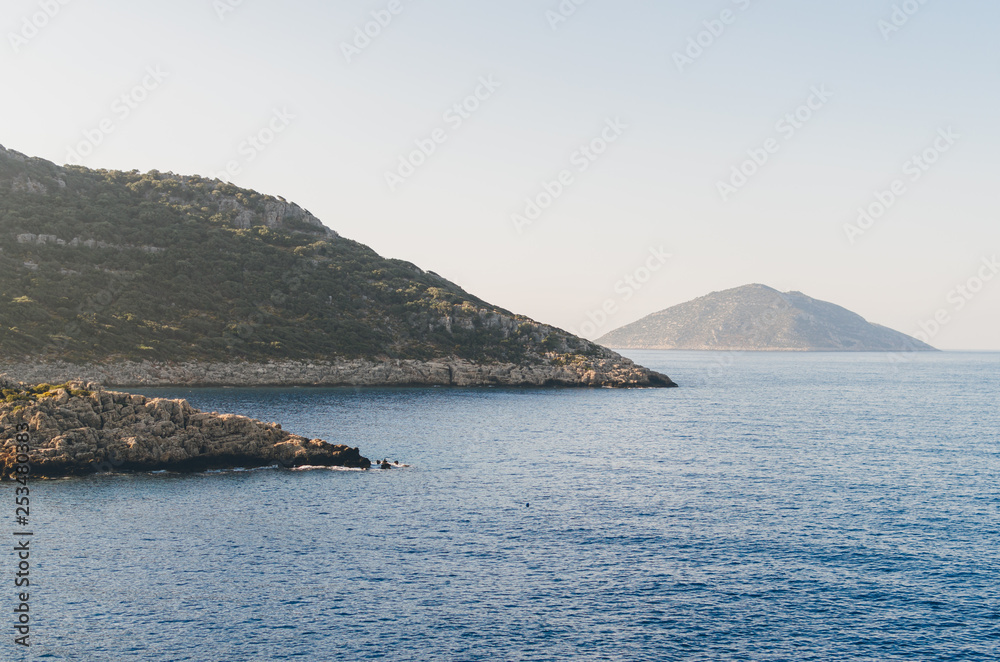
200,465,281,475
291,465,368,472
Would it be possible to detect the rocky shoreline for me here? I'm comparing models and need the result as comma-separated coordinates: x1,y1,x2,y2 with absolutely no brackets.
0,381,370,480
0,356,677,388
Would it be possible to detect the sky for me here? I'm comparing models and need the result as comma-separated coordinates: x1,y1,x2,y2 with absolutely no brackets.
2,0,998,350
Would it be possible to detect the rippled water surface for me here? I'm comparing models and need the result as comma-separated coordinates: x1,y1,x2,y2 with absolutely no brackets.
12,351,1000,660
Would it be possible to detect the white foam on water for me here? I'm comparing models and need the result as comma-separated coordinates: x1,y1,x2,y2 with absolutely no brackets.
291,465,369,472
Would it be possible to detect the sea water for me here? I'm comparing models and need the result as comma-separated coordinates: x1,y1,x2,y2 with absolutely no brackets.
9,351,999,660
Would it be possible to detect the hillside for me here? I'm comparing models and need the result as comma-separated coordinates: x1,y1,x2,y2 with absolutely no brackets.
0,144,674,387
597,284,936,352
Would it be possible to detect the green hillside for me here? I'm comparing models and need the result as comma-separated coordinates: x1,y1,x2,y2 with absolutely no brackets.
0,145,598,366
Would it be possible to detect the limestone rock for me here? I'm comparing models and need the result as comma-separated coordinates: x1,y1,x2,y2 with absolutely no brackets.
0,356,676,388
0,380,370,479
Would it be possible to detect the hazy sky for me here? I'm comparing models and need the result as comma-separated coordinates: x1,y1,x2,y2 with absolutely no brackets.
3,0,998,350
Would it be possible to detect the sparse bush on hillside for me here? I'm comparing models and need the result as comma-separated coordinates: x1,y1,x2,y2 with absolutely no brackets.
0,150,597,365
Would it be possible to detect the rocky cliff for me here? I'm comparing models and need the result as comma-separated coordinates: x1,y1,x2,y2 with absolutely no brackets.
598,284,936,352
0,380,370,480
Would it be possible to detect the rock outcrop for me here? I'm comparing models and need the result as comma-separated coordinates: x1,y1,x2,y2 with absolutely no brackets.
0,356,676,388
0,380,370,480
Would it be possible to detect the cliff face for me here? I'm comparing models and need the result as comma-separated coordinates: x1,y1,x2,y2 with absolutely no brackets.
0,381,370,480
0,144,676,387
598,284,936,352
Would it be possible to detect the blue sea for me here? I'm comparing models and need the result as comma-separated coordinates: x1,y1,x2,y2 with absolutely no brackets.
9,351,1000,660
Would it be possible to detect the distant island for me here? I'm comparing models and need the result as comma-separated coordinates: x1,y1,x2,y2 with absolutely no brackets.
597,284,936,352
0,144,674,388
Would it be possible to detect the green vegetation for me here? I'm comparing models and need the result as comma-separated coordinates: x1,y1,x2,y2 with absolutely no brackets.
0,147,591,364
2,382,91,403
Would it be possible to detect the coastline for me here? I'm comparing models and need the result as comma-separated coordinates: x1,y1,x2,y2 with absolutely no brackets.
0,381,371,480
0,357,678,388
602,346,940,352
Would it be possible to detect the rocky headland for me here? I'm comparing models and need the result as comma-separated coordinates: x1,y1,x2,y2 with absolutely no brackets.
0,144,678,388
0,380,370,480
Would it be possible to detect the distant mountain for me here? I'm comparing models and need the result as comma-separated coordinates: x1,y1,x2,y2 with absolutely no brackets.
597,284,936,352
0,144,674,387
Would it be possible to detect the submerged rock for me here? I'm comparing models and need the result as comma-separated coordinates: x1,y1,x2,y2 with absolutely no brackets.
0,380,370,480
